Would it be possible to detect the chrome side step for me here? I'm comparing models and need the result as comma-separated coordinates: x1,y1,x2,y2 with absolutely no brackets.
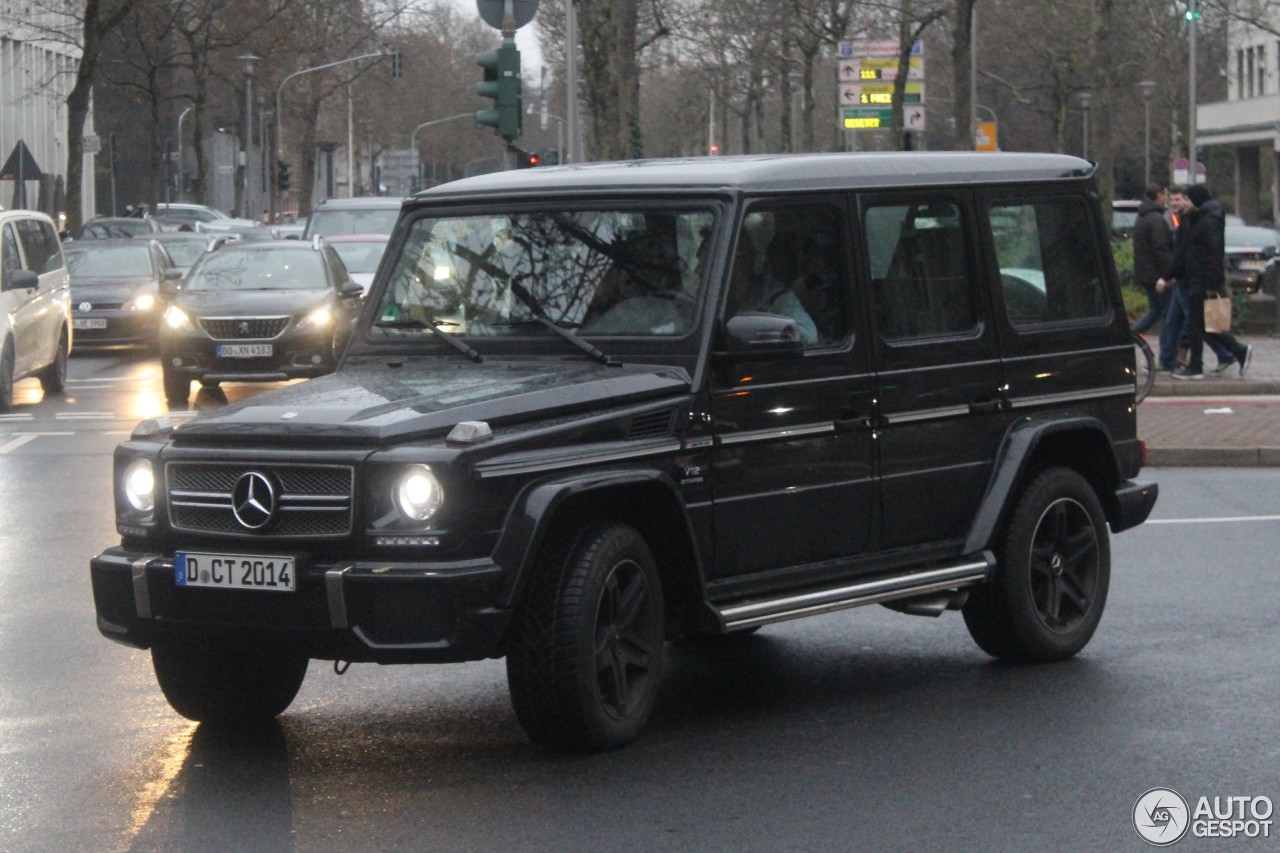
709,554,995,632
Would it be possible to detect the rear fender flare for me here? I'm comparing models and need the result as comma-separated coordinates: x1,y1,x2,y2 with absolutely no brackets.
962,414,1122,554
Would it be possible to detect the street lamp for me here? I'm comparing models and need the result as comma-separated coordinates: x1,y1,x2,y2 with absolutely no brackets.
1076,89,1093,160
175,105,192,202
239,53,260,220
1138,80,1156,186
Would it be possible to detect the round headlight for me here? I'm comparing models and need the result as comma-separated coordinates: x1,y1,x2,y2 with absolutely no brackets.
123,459,155,513
125,292,157,312
394,465,442,523
164,305,194,332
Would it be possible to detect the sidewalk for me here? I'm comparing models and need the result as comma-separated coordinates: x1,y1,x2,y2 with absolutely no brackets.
1137,331,1280,466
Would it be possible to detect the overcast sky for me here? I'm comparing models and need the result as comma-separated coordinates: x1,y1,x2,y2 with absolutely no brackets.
447,0,546,71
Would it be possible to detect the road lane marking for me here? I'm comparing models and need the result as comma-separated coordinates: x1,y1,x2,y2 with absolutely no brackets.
56,411,117,420
0,434,40,453
0,413,33,422
1146,515,1280,524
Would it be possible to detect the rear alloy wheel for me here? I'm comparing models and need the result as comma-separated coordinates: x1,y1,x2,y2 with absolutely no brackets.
506,522,665,751
151,638,308,724
963,467,1110,662
0,341,14,413
163,367,190,405
39,330,68,395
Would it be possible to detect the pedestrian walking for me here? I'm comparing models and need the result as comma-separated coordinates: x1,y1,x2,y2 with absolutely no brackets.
1157,184,1253,379
1131,182,1173,335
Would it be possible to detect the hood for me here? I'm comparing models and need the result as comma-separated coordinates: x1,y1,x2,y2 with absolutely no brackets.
71,276,157,301
176,288,331,318
168,359,691,446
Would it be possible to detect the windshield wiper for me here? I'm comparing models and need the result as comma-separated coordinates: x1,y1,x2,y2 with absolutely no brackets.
504,277,617,366
373,318,483,363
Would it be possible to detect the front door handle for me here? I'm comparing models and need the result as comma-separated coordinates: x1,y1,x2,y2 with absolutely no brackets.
835,414,873,431
969,398,1003,415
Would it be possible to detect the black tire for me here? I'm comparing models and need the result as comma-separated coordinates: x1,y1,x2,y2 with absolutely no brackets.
963,467,1110,662
0,340,13,414
151,638,308,724
506,522,665,751
39,329,68,394
163,368,190,405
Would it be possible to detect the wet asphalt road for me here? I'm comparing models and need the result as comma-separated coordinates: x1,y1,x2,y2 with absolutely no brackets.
0,352,1276,851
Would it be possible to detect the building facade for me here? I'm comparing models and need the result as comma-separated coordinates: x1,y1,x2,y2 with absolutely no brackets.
0,5,96,218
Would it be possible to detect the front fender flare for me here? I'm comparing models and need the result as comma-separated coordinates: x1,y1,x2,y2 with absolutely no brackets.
490,468,697,607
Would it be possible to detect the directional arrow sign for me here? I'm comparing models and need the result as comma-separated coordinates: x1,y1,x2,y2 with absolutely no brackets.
839,83,861,106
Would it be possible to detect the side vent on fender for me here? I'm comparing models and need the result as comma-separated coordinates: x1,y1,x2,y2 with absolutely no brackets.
626,410,675,440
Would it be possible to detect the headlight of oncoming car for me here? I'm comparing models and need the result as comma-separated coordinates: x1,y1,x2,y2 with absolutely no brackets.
163,305,195,332
394,465,443,523
123,292,157,312
297,305,333,331
122,458,155,513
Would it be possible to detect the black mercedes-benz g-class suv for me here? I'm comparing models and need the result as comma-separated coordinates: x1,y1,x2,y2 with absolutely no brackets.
91,153,1157,751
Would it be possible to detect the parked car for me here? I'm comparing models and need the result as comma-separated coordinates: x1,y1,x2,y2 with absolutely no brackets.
325,233,389,295
64,238,178,348
156,238,364,403
0,208,72,411
91,153,1157,750
1224,224,1280,294
1111,199,1141,238
77,216,163,240
302,196,403,239
151,202,237,231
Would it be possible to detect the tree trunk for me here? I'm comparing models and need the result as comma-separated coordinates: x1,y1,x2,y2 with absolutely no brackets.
951,0,976,151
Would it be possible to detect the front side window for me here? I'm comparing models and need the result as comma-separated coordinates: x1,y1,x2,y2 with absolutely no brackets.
725,204,849,346
991,200,1109,327
375,207,715,337
865,198,977,340
15,219,63,274
0,225,20,287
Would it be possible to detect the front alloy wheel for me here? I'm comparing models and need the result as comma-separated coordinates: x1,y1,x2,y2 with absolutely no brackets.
506,522,665,751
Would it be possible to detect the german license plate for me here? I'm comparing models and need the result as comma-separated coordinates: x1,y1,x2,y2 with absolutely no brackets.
217,343,272,357
175,551,295,592
73,318,107,330
1240,259,1268,270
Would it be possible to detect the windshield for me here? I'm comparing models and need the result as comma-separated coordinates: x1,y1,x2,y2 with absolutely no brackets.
332,240,388,274
157,239,209,268
66,245,155,277
308,208,401,237
374,207,715,338
186,248,326,292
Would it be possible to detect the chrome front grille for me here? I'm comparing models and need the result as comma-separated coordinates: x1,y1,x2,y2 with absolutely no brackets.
167,462,354,538
199,317,290,339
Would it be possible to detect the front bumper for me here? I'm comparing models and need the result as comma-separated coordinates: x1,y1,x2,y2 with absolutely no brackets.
160,329,336,382
90,547,510,663
73,310,160,346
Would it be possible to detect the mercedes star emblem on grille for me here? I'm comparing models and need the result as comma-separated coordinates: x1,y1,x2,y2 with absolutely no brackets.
231,471,278,530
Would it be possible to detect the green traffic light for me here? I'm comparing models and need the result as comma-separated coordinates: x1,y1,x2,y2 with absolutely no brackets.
474,43,521,142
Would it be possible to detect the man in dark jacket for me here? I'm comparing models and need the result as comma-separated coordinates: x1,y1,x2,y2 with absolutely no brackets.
1157,184,1252,378
1131,182,1173,334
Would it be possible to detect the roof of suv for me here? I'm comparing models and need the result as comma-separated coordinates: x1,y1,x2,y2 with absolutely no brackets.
415,152,1095,201
311,196,404,210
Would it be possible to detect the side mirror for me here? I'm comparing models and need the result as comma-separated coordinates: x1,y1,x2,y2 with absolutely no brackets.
159,279,181,298
3,269,39,292
163,267,183,280
717,311,806,357
340,280,365,298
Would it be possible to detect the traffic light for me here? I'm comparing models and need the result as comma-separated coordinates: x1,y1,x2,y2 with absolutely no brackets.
508,145,540,168
475,42,521,142
276,159,291,191
1184,1,1201,20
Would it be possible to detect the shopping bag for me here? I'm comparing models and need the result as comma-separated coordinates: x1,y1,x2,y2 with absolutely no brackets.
1204,291,1232,334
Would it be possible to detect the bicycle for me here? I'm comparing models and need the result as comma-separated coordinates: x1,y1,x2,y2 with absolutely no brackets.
1133,331,1156,404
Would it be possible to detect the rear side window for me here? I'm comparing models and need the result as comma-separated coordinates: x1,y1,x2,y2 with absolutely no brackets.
1,225,20,286
15,218,63,274
991,200,1109,327
864,198,977,340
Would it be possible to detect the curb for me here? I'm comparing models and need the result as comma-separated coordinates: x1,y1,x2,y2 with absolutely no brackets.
1146,447,1280,467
